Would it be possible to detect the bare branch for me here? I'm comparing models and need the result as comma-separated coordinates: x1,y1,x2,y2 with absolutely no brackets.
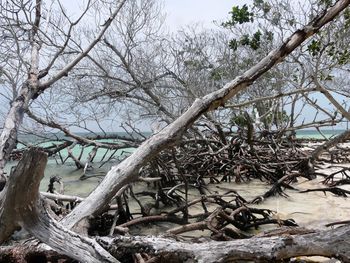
61,0,350,228
38,0,127,90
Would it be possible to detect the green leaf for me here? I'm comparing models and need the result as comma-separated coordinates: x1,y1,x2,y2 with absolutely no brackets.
307,40,321,56
229,39,238,51
222,4,254,27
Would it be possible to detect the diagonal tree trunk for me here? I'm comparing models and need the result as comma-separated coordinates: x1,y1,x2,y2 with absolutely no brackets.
310,129,350,161
1,1,350,262
62,0,350,229
308,77,350,161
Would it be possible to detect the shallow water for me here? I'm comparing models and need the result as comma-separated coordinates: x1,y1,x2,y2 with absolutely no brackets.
5,157,350,232
118,173,350,239
5,159,108,197
180,177,349,231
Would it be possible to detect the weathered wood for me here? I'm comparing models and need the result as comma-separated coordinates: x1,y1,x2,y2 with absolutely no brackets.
23,203,119,263
0,148,118,263
3,225,350,263
0,0,127,181
310,129,350,161
0,0,42,179
250,174,298,204
98,226,350,262
62,0,350,229
0,147,47,244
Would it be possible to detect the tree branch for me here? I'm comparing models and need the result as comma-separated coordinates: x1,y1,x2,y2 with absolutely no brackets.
38,0,127,90
61,0,350,229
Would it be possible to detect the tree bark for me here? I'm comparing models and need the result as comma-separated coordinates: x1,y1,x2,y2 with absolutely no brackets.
3,225,350,263
0,0,127,182
62,0,350,229
0,148,118,263
98,227,350,263
310,129,350,161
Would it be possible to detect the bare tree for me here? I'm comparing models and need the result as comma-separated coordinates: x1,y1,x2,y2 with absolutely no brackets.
1,0,350,262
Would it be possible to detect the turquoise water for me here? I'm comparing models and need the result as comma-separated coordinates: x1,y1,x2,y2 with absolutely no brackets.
16,132,143,165
296,129,345,139
10,130,350,233
16,129,346,165
6,129,347,197
48,143,134,164
11,130,344,196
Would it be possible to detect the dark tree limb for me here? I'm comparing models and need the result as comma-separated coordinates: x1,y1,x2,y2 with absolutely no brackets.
250,174,298,204
300,187,350,197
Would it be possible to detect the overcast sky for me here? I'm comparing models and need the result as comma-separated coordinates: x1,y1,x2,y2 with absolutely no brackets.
162,0,248,30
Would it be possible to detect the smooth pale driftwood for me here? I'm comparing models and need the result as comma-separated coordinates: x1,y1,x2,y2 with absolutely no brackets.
99,226,350,263
40,192,85,203
0,148,119,263
0,147,47,243
62,0,350,229
311,129,350,161
3,226,350,262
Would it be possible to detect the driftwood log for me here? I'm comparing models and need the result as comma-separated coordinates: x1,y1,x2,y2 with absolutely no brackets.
2,224,350,262
1,1,350,262
61,0,350,230
0,148,118,263
97,227,350,263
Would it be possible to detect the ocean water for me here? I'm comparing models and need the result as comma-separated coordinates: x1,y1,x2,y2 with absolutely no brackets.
6,129,350,236
15,129,346,168
9,129,346,196
17,131,138,166
296,129,345,139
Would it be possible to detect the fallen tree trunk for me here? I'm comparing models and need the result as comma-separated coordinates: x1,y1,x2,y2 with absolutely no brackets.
2,2,350,263
62,0,350,229
98,226,350,263
310,129,350,161
0,148,118,263
3,225,350,263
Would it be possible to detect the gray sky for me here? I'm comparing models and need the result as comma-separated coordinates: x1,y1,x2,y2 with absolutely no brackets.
162,0,247,30
2,0,345,133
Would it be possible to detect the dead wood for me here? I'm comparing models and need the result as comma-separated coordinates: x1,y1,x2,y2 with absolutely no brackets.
322,167,350,186
60,1,350,229
326,220,350,227
299,187,350,197
310,129,350,162
118,215,185,229
1,2,350,262
0,244,76,263
97,225,350,263
0,148,118,263
250,174,299,204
